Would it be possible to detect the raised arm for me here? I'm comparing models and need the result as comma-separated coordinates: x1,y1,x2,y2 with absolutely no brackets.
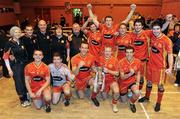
121,4,136,24
81,17,92,34
87,3,100,27
161,14,173,32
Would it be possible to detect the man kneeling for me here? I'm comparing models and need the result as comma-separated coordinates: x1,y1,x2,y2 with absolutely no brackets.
49,53,75,106
118,46,141,113
25,50,51,112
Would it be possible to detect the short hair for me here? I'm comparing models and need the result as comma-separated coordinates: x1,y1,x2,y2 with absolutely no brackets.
9,26,21,37
125,46,134,52
38,20,46,25
53,52,62,59
55,25,62,30
105,16,113,21
25,24,33,29
33,49,43,55
88,22,95,27
151,20,162,28
81,41,88,45
104,45,112,50
134,19,144,26
119,23,127,28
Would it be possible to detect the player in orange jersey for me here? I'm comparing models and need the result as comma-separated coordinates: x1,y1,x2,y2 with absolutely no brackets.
118,46,141,113
138,21,173,112
116,23,132,60
71,41,100,107
131,15,173,91
25,50,51,113
87,3,136,53
81,18,102,56
95,46,119,113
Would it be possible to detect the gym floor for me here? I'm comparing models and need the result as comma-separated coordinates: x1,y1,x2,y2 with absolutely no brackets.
0,76,179,119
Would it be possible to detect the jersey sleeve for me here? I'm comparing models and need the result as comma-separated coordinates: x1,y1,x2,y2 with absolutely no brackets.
3,42,11,60
118,60,124,72
114,59,119,71
99,23,104,31
44,65,50,77
165,37,173,54
145,30,153,39
24,65,30,76
71,57,78,68
64,66,74,80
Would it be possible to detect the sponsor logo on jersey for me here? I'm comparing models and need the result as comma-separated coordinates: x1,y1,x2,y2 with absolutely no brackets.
91,40,99,45
134,40,144,46
33,76,44,82
151,46,160,53
118,45,126,50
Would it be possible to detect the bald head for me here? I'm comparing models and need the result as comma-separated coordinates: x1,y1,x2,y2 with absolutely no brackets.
72,23,80,33
38,20,47,32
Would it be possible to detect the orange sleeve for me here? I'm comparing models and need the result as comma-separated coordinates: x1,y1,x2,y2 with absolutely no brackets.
3,51,10,60
137,60,141,71
86,30,91,37
71,57,78,68
165,37,173,54
89,55,95,67
114,59,119,71
118,60,124,72
99,23,104,31
45,67,50,77
145,30,153,38
24,65,30,76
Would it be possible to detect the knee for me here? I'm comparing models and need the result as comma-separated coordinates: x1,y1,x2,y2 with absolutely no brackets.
158,85,165,92
134,91,140,98
113,92,120,100
52,99,58,105
147,81,152,88
77,91,85,99
140,77,144,84
35,105,42,110
120,92,127,103
44,95,51,101
64,90,71,96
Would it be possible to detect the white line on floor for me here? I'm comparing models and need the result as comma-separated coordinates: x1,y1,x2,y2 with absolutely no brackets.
141,92,180,94
140,103,150,119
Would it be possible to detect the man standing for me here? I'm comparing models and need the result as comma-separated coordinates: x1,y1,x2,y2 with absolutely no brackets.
138,21,173,112
87,3,136,53
21,25,39,63
68,23,87,58
35,20,52,64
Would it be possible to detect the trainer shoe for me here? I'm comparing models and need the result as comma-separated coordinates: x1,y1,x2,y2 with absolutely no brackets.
112,104,119,113
174,83,179,87
91,98,100,107
64,99,70,107
138,96,149,102
44,105,51,113
154,103,161,112
24,100,31,106
129,103,136,113
21,101,27,107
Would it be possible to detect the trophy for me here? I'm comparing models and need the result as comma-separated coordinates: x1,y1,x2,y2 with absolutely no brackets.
94,67,105,93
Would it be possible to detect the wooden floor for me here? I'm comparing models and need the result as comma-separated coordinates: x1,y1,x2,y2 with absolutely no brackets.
0,76,180,119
